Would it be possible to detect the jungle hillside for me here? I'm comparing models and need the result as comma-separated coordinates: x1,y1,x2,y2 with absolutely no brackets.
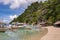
10,0,60,25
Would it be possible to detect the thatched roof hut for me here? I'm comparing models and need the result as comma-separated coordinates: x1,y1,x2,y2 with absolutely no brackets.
54,21,60,27
54,21,60,24
39,22,47,26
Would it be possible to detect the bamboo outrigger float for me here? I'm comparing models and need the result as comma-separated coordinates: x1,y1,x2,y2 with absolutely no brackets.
0,28,8,32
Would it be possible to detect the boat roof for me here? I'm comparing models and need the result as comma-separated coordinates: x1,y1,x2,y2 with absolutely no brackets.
12,22,25,24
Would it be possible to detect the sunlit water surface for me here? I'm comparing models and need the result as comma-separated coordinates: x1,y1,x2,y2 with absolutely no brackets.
0,28,41,40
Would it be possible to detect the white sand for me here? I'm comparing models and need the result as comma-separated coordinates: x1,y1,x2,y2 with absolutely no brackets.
41,26,60,40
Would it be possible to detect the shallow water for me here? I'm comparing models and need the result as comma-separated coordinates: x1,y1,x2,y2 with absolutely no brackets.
0,29,40,40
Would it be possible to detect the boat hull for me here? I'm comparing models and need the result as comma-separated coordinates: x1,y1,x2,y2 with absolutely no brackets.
0,28,8,32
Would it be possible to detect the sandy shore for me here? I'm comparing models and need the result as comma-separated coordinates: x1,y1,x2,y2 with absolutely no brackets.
41,26,60,40
24,26,60,40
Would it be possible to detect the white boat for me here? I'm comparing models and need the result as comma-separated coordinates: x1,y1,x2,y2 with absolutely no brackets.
11,22,26,29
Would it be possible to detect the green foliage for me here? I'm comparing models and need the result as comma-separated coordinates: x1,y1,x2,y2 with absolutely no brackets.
10,0,60,25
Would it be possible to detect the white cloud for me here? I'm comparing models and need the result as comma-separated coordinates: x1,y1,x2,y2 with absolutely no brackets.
9,15,17,20
0,0,11,5
0,0,46,9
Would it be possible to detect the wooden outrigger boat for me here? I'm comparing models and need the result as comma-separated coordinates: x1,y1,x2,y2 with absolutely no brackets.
11,23,26,29
0,28,8,32
11,27,24,29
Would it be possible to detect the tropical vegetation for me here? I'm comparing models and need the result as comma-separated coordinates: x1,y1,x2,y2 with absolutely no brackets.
10,0,60,25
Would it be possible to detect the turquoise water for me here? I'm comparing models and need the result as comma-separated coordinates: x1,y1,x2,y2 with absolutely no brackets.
0,29,40,40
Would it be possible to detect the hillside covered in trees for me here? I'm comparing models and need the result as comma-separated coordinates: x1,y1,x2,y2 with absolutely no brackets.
10,0,60,25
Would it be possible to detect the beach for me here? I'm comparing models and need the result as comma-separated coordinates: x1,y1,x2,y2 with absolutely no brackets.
41,26,60,40
24,26,60,40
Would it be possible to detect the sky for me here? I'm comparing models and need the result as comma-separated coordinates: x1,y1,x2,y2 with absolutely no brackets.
0,0,46,23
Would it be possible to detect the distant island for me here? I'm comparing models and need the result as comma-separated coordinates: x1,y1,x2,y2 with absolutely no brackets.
10,0,60,25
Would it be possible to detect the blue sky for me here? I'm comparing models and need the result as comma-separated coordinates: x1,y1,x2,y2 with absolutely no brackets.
0,3,26,23
0,0,45,23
